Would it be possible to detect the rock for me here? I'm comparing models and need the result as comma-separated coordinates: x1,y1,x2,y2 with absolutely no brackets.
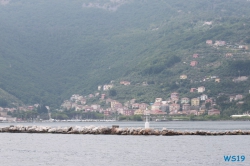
154,129,160,136
2,127,10,132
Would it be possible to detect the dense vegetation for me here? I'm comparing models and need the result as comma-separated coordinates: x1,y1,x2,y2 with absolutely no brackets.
0,0,250,112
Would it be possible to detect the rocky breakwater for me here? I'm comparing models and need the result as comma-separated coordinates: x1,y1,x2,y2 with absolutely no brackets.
1,125,250,136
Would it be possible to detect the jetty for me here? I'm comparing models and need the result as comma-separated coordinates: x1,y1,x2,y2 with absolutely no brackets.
0,125,250,136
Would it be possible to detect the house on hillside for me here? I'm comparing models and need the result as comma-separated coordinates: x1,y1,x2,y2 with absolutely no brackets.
182,104,191,111
101,94,106,100
200,94,208,101
155,98,162,103
235,94,243,101
134,109,144,115
181,97,190,104
123,110,135,116
103,84,113,91
132,103,140,109
215,78,220,83
225,53,233,58
233,76,248,82
229,96,235,102
169,103,180,113
170,92,179,102
120,81,131,86
139,103,149,110
190,88,197,93
191,98,200,106
206,40,213,45
198,86,205,93
193,54,199,58
150,110,167,115
98,85,102,91
205,98,214,104
189,110,198,115
180,75,187,79
190,61,198,67
151,102,161,111
208,109,220,115
214,40,226,46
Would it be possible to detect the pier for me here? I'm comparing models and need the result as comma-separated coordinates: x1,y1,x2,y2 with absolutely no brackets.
1,125,250,136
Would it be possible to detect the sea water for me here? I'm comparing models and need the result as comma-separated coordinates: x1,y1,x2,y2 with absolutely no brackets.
0,121,249,166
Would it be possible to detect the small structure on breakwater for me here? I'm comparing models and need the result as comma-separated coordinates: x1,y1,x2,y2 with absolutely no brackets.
1,125,250,136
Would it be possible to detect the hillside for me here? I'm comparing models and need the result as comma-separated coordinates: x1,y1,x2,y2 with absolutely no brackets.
0,0,250,108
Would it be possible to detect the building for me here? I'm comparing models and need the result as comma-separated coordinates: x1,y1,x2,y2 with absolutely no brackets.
215,78,220,83
181,97,190,104
101,94,106,100
191,98,200,106
205,98,213,104
180,75,187,79
103,84,113,91
120,81,131,86
155,98,162,103
182,104,191,111
239,45,245,49
229,96,235,102
214,40,226,46
169,103,180,113
206,40,213,45
200,94,208,101
225,53,233,58
151,102,161,111
208,109,220,115
198,86,205,93
91,104,100,110
150,110,167,115
132,103,140,109
104,110,111,116
235,94,243,101
189,110,198,115
123,110,135,116
139,103,149,110
190,61,198,67
193,54,199,58
111,100,118,108
134,109,144,115
98,85,102,91
190,88,197,93
170,92,179,101
233,76,248,82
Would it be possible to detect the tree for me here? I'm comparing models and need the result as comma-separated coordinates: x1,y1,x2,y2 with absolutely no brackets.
109,89,117,97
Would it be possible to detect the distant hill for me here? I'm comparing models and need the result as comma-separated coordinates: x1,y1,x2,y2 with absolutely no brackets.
0,0,250,108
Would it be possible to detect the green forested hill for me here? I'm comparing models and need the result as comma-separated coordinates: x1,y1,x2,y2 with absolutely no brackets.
0,0,250,107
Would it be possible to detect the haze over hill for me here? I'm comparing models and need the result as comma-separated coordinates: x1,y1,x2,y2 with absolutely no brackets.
0,0,250,108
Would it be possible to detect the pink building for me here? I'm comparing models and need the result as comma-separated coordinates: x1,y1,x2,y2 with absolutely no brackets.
182,104,191,111
190,88,197,93
206,40,213,45
235,94,243,100
169,103,180,113
190,61,198,67
171,92,179,102
123,110,135,116
193,54,199,58
120,81,131,86
214,40,226,46
132,103,140,109
208,109,220,115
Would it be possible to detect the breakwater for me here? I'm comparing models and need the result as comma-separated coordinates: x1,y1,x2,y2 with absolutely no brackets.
1,125,250,136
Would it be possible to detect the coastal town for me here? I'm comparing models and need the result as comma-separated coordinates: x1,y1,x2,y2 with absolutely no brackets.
0,38,249,122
